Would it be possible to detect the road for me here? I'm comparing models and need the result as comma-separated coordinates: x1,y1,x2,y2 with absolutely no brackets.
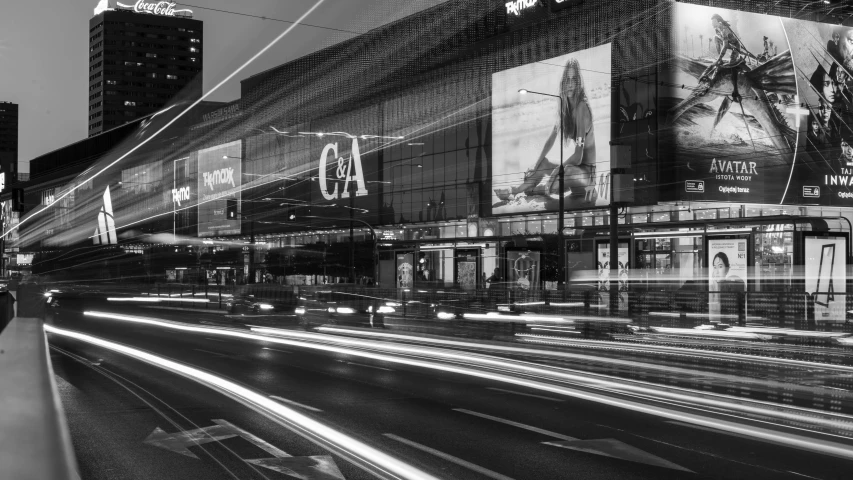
46,301,853,479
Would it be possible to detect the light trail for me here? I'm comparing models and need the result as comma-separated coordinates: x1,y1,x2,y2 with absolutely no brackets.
44,324,438,480
4,0,329,241
74,311,853,456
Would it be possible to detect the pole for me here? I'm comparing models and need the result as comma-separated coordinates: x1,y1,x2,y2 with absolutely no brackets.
557,98,565,288
349,191,355,283
610,203,619,314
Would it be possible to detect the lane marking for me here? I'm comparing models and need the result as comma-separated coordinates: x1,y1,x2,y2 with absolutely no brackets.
262,347,293,354
383,433,516,480
46,325,439,480
486,387,564,402
194,348,231,357
270,396,323,413
336,360,393,371
204,337,226,343
453,409,576,440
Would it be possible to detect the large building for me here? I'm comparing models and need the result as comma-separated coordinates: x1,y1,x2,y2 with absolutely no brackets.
6,0,853,324
87,1,203,136
0,101,18,189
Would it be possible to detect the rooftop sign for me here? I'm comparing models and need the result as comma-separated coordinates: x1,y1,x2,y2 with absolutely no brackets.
95,1,193,17
117,1,193,16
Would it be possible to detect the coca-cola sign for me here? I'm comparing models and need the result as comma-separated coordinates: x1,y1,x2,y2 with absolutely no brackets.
116,1,193,17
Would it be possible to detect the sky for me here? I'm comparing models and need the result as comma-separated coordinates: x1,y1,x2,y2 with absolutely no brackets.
0,0,447,173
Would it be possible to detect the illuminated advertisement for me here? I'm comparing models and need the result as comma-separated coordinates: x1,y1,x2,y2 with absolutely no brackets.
197,141,241,237
707,237,747,318
492,43,612,215
804,236,847,322
596,242,629,312
666,3,853,206
506,250,540,290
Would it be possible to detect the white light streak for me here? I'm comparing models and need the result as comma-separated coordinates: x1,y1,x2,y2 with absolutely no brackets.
44,323,437,479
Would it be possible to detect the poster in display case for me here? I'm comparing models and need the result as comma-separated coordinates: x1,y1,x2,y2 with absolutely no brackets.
505,249,540,290
804,235,847,322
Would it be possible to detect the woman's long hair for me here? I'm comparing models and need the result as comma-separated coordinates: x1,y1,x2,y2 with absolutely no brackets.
559,57,589,142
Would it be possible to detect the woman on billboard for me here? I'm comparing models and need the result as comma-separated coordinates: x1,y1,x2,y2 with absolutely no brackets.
710,252,745,292
512,58,597,202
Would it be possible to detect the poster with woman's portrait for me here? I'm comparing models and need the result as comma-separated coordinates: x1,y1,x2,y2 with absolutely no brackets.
708,238,748,317
491,44,612,214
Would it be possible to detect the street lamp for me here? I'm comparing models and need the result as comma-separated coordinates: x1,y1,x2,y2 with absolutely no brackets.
519,88,566,287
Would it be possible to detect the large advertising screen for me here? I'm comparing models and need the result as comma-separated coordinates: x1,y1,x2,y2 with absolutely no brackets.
197,141,241,237
804,236,847,322
666,3,853,206
491,43,612,215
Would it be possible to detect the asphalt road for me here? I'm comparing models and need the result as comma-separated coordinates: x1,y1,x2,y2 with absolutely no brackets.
48,305,853,480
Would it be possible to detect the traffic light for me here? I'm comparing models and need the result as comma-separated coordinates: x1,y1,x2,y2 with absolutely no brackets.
226,198,238,219
11,188,24,213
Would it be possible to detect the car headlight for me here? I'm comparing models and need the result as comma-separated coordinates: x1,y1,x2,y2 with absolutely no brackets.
258,303,274,310
377,306,395,314
295,307,306,315
336,307,356,314
437,312,455,320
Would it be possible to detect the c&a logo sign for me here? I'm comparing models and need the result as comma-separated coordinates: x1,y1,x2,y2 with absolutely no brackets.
318,138,368,201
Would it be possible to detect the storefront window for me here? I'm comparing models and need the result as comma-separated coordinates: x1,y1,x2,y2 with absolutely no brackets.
694,209,717,220
543,219,557,234
718,208,730,219
632,213,648,223
652,212,671,222
526,219,542,234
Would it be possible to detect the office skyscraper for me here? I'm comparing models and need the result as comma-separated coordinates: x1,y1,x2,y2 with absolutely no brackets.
0,101,18,187
88,1,203,136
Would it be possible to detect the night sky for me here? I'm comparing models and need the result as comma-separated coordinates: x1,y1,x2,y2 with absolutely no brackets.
0,0,446,173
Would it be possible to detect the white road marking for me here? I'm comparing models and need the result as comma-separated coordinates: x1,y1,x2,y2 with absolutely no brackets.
194,348,230,357
262,347,293,354
337,360,393,371
453,409,575,440
486,387,564,402
270,396,323,413
204,337,226,343
384,433,516,480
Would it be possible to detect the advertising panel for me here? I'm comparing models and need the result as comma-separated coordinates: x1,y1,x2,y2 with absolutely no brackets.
804,236,847,322
396,253,414,288
506,250,540,290
596,242,629,312
707,237,748,318
666,3,853,206
492,43,612,215
197,141,241,237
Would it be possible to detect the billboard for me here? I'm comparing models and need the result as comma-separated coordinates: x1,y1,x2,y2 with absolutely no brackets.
666,3,853,206
707,237,748,318
197,141,241,237
492,43,612,215
804,236,847,322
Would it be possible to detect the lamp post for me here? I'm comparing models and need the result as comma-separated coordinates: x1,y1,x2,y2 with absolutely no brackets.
519,89,566,287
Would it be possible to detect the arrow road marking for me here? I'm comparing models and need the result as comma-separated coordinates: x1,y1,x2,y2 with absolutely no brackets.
486,387,564,402
383,433,515,480
246,457,346,480
144,419,346,479
454,408,692,472
271,395,324,413
544,438,693,472
143,424,238,459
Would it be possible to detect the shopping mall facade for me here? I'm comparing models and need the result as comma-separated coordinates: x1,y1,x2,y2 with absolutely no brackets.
3,0,852,313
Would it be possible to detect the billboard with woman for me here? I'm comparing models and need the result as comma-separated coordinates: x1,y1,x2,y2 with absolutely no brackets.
491,44,612,214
